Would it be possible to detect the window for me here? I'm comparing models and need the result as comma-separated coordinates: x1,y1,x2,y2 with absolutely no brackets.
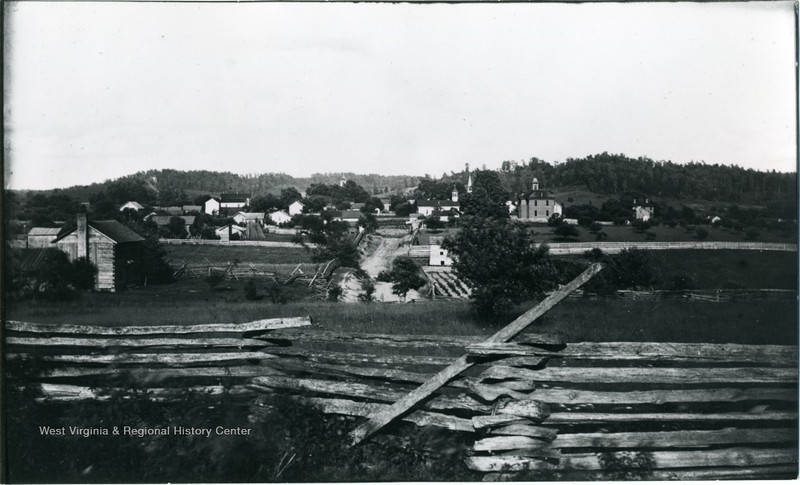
440,261,445,266
534,210,538,217
546,210,549,216
546,200,549,206
534,200,538,206
440,251,444,255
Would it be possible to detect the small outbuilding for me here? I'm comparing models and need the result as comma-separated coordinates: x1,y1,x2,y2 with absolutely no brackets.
119,201,145,212
52,213,145,292
26,227,61,248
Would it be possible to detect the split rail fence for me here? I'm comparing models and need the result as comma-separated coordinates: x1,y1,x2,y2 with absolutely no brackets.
7,318,797,480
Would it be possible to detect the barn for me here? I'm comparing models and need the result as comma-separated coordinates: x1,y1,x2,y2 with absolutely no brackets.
52,213,145,292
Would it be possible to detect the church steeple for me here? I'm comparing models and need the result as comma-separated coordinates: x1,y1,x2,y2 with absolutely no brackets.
467,174,473,193
451,186,459,202
532,177,540,191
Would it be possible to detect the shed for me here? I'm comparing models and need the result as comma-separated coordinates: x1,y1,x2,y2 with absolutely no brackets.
52,214,145,292
203,197,221,216
288,200,305,216
26,227,61,248
220,193,251,209
215,224,246,242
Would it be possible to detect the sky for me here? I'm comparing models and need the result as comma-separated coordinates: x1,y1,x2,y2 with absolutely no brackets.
3,1,797,190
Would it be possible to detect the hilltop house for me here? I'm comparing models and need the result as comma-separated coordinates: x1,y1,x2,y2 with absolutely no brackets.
220,193,250,210
632,199,654,222
288,200,305,216
518,178,562,222
203,197,221,216
119,201,144,212
52,213,145,291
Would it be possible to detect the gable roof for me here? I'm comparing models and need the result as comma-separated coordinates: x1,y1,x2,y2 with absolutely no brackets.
289,200,305,207
341,210,363,220
53,220,145,244
220,193,250,203
521,190,553,200
120,201,144,210
233,212,265,220
269,210,291,218
215,224,246,233
28,227,62,237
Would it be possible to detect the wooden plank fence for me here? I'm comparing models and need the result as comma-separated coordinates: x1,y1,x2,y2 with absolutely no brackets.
8,311,798,477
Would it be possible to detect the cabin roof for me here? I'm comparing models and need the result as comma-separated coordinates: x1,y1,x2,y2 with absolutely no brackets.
53,220,145,244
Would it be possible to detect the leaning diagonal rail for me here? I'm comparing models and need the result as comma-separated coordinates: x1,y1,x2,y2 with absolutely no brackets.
349,263,604,445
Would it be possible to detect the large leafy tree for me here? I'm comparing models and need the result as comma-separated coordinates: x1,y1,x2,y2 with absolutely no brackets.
443,216,558,317
387,257,427,299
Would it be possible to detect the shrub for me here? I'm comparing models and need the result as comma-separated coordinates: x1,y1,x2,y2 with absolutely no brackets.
243,280,260,300
70,257,98,290
552,223,580,241
205,272,225,289
327,285,342,302
744,227,760,241
376,270,393,282
589,222,603,233
694,227,709,240
669,273,695,291
358,279,376,303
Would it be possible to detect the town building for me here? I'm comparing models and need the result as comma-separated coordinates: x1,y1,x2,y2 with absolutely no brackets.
429,244,453,267
220,193,251,210
288,200,305,216
52,213,145,291
518,178,562,222
215,224,246,242
182,205,202,214
269,210,292,225
232,212,265,226
203,197,221,216
417,187,462,217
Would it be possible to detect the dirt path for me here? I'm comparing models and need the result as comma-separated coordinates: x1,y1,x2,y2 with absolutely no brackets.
358,234,423,302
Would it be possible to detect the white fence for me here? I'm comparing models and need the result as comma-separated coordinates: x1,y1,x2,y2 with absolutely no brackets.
544,241,797,254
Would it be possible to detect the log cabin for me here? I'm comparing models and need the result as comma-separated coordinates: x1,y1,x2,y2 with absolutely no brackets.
52,213,145,292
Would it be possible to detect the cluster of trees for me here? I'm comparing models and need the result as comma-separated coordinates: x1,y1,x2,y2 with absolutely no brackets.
443,215,665,316
377,257,427,300
494,153,795,207
291,214,361,269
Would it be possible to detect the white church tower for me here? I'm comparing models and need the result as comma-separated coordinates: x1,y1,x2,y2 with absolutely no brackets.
451,186,459,202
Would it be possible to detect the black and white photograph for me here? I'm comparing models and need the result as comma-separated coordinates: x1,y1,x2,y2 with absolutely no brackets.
2,0,798,481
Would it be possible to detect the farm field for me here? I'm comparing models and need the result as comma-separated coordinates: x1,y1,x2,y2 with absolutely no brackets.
529,223,796,244
555,249,798,291
416,224,796,244
6,284,796,345
163,242,315,266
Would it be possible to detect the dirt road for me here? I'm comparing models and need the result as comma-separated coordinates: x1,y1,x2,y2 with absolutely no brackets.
359,234,424,302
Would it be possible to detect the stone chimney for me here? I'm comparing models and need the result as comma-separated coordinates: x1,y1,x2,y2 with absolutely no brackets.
77,212,89,259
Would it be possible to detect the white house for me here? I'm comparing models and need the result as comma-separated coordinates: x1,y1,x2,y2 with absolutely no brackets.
288,200,305,216
417,188,461,217
232,212,265,225
203,197,220,216
429,245,453,267
215,224,246,242
119,201,144,212
269,210,292,225
220,193,250,210
633,204,654,222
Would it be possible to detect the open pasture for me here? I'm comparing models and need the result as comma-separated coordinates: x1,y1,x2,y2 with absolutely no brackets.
163,241,315,266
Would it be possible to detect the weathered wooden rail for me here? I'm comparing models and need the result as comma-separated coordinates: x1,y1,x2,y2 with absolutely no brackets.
7,301,798,479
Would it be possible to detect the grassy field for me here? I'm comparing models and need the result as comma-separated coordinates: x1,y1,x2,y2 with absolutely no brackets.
554,250,798,290
6,279,796,344
164,243,314,265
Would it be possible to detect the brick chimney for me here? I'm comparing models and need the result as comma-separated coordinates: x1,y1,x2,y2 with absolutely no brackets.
77,212,89,259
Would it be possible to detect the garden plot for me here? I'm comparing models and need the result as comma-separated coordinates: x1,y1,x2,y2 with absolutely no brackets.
427,270,471,299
